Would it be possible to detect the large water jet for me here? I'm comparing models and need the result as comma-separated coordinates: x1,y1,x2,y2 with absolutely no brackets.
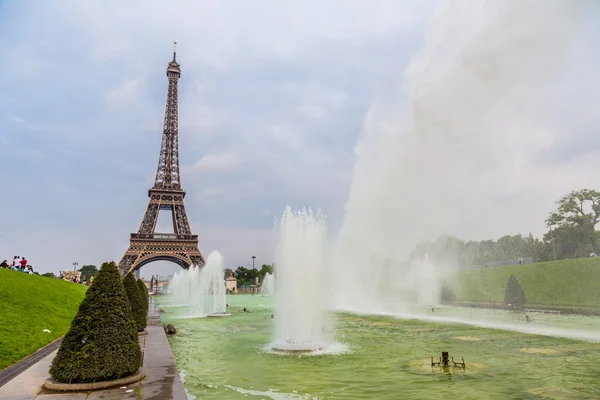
271,207,332,353
413,254,440,307
168,251,230,317
260,273,275,296
332,0,588,316
201,251,230,317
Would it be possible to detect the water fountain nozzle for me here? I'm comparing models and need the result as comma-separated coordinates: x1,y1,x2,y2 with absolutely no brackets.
431,351,466,368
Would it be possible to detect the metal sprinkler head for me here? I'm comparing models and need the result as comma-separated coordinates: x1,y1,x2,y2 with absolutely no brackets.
431,351,466,369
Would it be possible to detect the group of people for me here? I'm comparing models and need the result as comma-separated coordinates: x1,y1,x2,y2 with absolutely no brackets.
0,256,34,274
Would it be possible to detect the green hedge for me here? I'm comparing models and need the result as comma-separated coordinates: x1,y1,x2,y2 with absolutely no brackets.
49,262,141,383
137,278,149,323
123,273,146,332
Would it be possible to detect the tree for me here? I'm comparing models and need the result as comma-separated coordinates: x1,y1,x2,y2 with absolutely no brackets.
49,261,141,383
258,264,273,283
78,265,99,279
543,223,591,260
136,279,149,321
123,273,146,332
526,233,542,262
547,189,600,254
409,233,533,268
41,272,56,278
235,266,259,287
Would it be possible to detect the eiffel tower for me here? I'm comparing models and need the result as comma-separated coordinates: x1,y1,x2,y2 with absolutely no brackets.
118,43,205,276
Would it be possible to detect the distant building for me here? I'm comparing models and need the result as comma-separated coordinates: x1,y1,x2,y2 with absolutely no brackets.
60,270,81,282
226,270,237,293
144,275,171,292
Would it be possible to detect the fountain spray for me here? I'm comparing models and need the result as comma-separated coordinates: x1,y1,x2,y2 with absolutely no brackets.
271,206,332,353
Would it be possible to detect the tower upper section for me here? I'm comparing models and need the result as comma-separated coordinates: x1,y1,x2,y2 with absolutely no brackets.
153,42,183,192
167,42,181,78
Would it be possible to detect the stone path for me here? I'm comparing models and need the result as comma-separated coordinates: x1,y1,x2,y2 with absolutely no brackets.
0,303,187,399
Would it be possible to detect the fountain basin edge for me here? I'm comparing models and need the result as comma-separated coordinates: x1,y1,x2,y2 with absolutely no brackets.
271,342,325,353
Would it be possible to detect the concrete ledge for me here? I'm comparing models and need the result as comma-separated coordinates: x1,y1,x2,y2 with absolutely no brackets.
42,368,146,392
138,328,149,336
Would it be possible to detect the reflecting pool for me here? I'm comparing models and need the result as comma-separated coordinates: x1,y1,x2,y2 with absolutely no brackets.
157,295,600,399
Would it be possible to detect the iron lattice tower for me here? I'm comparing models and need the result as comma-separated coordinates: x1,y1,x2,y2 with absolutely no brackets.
118,43,205,276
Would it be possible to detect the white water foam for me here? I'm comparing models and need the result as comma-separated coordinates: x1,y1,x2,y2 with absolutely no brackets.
337,306,600,342
223,385,318,400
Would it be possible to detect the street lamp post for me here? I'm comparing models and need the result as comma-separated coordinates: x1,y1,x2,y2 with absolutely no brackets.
73,261,78,271
547,222,557,261
251,256,256,270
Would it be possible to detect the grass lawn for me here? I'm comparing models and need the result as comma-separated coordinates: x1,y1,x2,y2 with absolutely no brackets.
0,269,87,370
451,257,600,308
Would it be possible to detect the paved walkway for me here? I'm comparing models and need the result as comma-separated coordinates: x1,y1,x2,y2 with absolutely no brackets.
0,302,187,399
0,338,63,388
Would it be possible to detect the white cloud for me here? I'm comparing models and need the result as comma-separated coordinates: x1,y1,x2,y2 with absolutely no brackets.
268,125,303,152
90,39,134,63
4,43,46,78
199,227,275,267
105,78,145,106
187,152,239,174
201,187,222,197
296,104,325,119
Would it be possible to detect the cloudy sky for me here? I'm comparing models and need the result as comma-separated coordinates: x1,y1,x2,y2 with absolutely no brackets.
1,1,599,279
0,1,436,277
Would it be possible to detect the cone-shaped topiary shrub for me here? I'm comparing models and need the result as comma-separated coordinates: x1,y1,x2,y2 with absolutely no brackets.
137,278,149,320
440,281,456,304
123,272,146,332
504,274,527,308
49,261,141,383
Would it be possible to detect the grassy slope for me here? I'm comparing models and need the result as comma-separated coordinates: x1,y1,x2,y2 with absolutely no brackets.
0,269,87,370
451,257,600,308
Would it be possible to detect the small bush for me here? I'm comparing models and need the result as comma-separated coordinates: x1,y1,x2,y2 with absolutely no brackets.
123,273,146,332
49,262,141,383
504,274,527,308
440,282,456,304
137,278,149,321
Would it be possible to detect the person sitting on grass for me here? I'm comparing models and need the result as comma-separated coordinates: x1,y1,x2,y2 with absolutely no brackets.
0,260,8,269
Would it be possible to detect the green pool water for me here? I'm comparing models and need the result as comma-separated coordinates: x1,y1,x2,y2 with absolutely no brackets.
157,295,600,399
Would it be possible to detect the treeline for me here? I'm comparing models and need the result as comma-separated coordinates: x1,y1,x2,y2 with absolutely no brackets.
225,264,273,287
411,233,543,267
411,189,600,267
